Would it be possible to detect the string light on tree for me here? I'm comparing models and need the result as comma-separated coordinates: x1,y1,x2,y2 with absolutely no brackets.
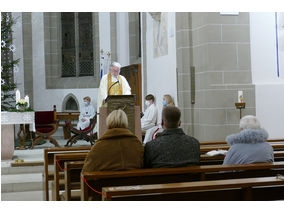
1,12,20,111
1,40,6,47
9,44,16,52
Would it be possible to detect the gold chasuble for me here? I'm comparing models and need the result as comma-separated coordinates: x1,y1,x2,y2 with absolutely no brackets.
107,73,123,95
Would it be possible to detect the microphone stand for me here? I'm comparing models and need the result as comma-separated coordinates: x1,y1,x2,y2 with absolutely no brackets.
107,80,120,96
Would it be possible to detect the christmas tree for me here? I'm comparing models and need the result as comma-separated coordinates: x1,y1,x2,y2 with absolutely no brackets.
1,12,20,111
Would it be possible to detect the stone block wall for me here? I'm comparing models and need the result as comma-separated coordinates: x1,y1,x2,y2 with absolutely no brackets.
176,12,256,141
22,12,34,107
43,12,100,89
110,12,118,62
129,12,141,64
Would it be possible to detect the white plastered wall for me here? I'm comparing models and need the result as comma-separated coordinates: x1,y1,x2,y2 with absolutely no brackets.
250,12,284,138
145,12,178,124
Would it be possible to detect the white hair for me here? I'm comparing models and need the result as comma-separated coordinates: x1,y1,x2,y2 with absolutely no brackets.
239,115,261,130
110,61,121,69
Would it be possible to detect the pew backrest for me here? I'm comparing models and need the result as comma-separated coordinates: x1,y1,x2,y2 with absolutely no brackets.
53,153,88,201
81,161,284,201
102,176,284,201
43,146,91,201
64,161,85,201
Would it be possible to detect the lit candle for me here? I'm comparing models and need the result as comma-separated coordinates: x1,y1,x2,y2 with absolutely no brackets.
15,89,20,103
25,95,29,107
238,91,243,103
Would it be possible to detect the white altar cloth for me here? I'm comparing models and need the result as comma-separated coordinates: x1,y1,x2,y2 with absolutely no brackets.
1,111,35,132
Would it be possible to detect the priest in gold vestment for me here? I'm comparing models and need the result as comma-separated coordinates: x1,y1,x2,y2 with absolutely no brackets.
97,62,131,131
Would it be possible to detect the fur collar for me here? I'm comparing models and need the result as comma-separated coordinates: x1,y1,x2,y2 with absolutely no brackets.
226,129,269,145
98,128,135,140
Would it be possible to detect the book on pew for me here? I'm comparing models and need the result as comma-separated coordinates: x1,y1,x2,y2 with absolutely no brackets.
206,149,228,156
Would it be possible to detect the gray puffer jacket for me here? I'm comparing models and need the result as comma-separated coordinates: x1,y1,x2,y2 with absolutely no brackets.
223,129,274,165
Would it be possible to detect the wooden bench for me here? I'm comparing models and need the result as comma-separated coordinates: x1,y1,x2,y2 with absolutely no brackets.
59,150,284,201
80,162,284,201
56,111,80,139
53,153,88,201
200,142,284,154
43,146,91,201
102,176,284,201
64,161,85,201
199,139,284,146
200,150,284,165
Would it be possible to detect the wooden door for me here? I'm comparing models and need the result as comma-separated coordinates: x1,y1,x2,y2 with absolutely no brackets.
120,64,142,111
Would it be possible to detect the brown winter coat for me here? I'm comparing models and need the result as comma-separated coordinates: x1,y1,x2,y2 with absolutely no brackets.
82,128,144,172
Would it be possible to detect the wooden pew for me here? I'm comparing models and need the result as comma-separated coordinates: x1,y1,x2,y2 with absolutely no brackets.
102,176,284,201
200,142,284,154
80,162,284,201
56,111,80,139
200,150,284,165
199,139,284,146
43,146,91,201
64,161,85,201
60,150,284,201
53,153,87,201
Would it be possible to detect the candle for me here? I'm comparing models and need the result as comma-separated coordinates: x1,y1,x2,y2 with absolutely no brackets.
238,91,243,103
15,89,20,103
25,95,29,107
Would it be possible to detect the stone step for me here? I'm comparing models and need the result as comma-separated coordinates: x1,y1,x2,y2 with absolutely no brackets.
1,190,45,201
1,173,43,193
1,164,44,175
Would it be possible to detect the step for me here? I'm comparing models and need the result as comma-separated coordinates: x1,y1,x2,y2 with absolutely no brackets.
1,165,44,175
1,190,44,201
1,173,43,192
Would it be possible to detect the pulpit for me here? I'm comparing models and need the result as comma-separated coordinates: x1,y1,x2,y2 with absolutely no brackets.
98,95,142,141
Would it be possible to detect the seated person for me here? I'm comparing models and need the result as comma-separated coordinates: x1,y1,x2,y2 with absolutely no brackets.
77,96,95,130
141,94,158,131
82,109,144,172
223,115,274,165
143,94,175,144
143,106,200,168
162,94,175,107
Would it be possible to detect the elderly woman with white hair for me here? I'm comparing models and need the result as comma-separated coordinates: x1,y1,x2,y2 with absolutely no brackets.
82,109,144,172
223,115,274,165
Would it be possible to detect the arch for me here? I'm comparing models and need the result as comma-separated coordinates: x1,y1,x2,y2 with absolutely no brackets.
62,93,80,112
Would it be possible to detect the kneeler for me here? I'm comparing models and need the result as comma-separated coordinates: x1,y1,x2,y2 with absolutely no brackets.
31,110,60,149
64,112,98,147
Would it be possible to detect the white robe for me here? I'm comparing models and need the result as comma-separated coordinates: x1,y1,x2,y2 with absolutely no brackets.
143,125,163,144
97,73,131,113
97,73,131,135
141,104,158,131
77,104,95,130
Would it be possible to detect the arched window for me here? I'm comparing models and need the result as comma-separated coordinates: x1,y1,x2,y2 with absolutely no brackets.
62,94,79,111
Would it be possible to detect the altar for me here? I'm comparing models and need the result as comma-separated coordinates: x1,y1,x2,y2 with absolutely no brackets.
1,111,35,160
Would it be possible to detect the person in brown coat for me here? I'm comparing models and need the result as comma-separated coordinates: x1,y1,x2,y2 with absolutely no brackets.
82,109,144,172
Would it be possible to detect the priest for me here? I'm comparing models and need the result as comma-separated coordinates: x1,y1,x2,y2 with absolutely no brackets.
97,62,131,131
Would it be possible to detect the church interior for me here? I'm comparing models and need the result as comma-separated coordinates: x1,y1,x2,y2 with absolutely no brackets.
1,7,284,206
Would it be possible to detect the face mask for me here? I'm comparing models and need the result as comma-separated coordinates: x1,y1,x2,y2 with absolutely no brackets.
84,101,89,106
145,100,151,106
162,100,167,106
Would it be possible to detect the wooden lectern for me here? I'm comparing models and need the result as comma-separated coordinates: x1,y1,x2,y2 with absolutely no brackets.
98,95,142,141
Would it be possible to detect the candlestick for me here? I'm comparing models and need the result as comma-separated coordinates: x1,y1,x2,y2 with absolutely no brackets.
15,89,20,102
238,91,243,103
25,95,29,107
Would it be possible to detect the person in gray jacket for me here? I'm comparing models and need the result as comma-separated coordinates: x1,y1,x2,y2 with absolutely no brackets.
223,115,274,165
144,106,200,168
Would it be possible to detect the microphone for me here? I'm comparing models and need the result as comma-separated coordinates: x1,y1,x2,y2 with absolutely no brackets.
108,80,120,96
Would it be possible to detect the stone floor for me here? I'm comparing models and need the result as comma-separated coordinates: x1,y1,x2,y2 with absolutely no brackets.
1,138,91,201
